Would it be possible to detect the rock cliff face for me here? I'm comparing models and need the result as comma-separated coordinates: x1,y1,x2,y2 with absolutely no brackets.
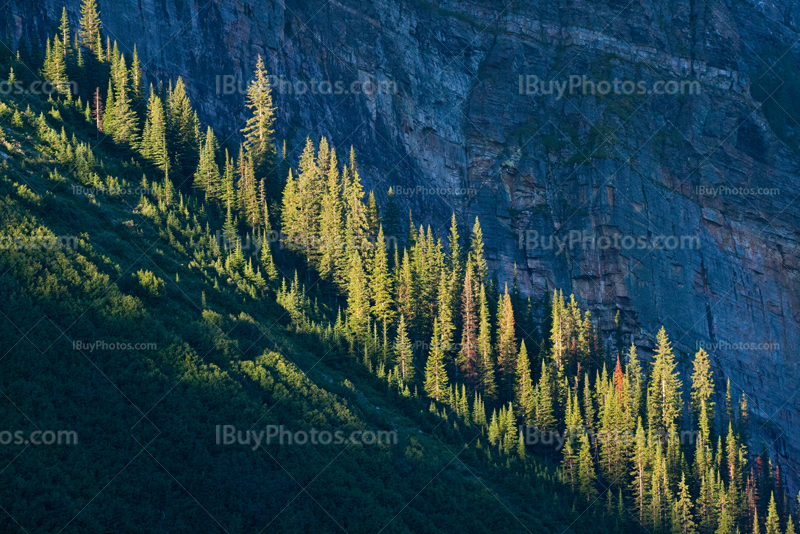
4,0,799,478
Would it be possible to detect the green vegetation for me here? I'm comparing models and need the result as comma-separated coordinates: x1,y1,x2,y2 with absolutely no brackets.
0,2,796,532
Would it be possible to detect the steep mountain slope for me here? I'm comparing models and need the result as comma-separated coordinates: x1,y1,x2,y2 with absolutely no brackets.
0,94,599,533
3,0,799,498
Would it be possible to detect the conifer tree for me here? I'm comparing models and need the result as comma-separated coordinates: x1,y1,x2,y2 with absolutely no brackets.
691,348,715,435
424,321,449,403
535,360,555,430
293,138,321,250
319,146,344,282
346,248,370,341
344,147,368,249
130,46,143,111
109,53,139,146
648,327,683,436
626,343,644,421
194,126,221,201
242,55,277,188
469,217,488,288
496,284,517,398
79,0,102,55
260,233,278,281
458,260,478,384
371,225,394,351
395,248,415,328
477,282,497,400
166,77,200,178
59,8,71,60
394,315,414,384
366,191,380,239
281,169,300,247
578,432,598,501
516,341,535,424
631,418,649,524
675,472,698,534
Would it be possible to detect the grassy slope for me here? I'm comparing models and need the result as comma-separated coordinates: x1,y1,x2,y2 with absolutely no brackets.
0,95,615,534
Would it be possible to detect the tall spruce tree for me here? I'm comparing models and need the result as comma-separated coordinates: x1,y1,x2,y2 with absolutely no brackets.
516,341,535,424
78,0,102,55
477,282,497,400
242,55,277,192
394,315,414,384
424,321,449,403
458,260,478,384
496,284,517,399
648,327,682,436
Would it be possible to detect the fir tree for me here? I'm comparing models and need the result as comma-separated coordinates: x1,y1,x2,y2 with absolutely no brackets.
395,315,414,384
371,225,394,353
141,87,169,172
516,341,535,424
470,217,488,288
675,472,698,534
648,327,683,436
477,282,497,400
346,248,370,341
765,493,781,534
691,348,715,435
535,360,555,430
424,321,449,403
578,432,598,501
242,55,278,190
78,0,102,55
194,126,221,201
458,260,478,384
496,284,517,399
318,146,344,282
166,77,200,178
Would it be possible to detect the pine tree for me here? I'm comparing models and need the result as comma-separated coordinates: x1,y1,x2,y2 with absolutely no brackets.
371,225,394,354
496,284,517,398
130,46,143,111
194,126,221,201
242,55,277,189
295,137,321,251
395,315,414,384
458,260,478,384
648,327,683,436
260,233,278,281
516,341,535,424
79,0,102,55
140,87,169,173
424,321,449,403
470,217,488,288
691,348,715,435
535,360,555,430
318,146,344,282
346,248,370,341
59,8,71,60
109,53,139,146
281,169,300,247
631,418,649,524
166,77,200,178
344,147,368,250
395,248,415,328
675,472,698,534
366,190,380,239
43,37,69,96
765,493,781,534
477,282,497,400
578,432,598,501
626,343,644,421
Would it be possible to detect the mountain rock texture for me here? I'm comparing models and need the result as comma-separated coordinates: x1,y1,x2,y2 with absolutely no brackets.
4,0,799,479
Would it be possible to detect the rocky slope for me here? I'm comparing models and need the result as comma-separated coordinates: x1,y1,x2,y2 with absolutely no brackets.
4,0,799,480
